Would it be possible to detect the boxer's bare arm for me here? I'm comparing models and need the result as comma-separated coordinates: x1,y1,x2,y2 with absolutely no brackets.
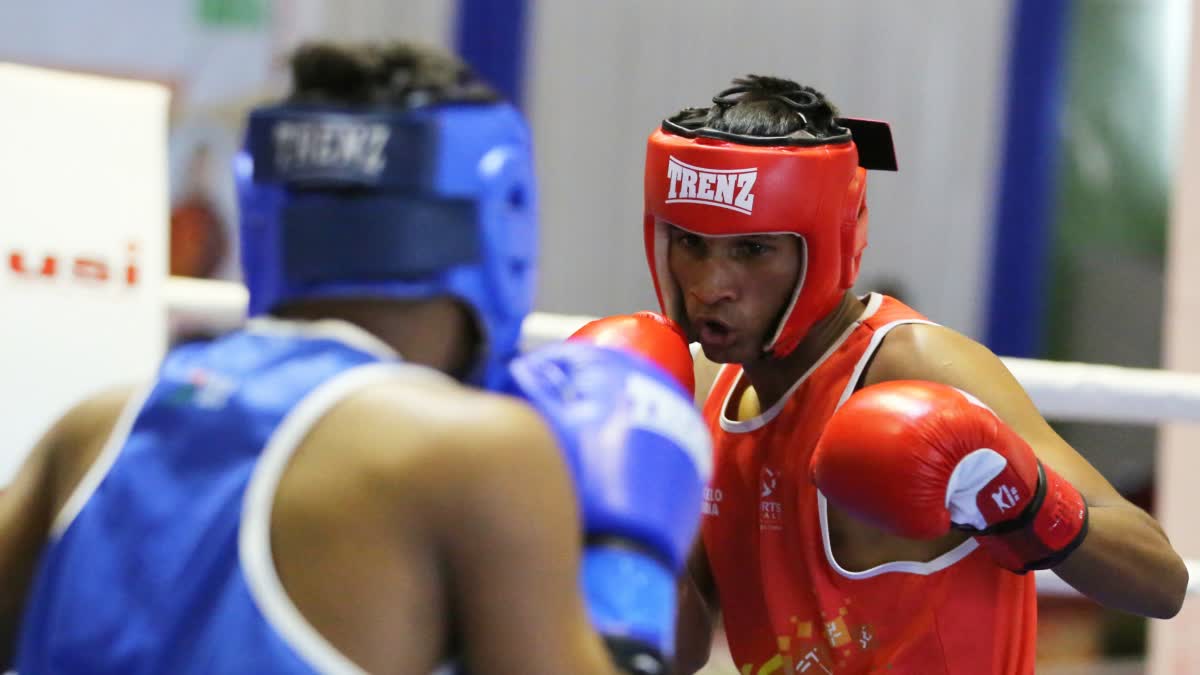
0,386,131,668
674,539,719,675
0,422,54,669
274,381,619,674
866,323,1188,618
432,393,619,674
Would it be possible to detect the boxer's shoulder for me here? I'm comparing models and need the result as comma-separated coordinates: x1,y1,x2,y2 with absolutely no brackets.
47,383,138,448
325,372,552,452
862,322,984,387
43,383,140,516
279,369,577,577
301,373,563,507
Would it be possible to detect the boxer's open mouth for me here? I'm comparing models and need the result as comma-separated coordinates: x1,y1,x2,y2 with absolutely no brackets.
698,319,735,347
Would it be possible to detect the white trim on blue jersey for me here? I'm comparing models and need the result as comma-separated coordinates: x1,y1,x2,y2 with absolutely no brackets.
240,361,426,675
50,382,157,538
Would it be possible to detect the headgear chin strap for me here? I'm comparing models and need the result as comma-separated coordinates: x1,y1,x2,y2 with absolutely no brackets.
643,108,895,358
236,101,537,388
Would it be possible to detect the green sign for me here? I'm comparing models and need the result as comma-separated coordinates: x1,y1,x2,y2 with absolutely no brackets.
196,0,268,27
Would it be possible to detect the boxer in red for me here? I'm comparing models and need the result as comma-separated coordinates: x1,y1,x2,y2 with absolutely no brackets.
643,75,1189,674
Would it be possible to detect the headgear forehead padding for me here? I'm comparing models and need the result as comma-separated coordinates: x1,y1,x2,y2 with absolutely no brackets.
643,115,893,359
236,102,537,387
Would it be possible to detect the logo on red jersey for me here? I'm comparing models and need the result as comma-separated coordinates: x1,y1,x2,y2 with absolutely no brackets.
666,156,757,215
703,486,723,516
759,465,783,531
760,467,778,498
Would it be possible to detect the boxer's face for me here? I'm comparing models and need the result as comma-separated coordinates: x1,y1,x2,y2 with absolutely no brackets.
666,226,802,363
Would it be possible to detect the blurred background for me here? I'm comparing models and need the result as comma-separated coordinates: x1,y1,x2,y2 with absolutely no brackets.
0,1,1193,672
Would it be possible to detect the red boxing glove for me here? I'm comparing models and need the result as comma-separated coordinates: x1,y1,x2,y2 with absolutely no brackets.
810,380,1089,573
568,312,695,397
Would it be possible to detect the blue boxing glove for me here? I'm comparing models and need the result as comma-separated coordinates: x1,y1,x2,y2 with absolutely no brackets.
506,314,711,674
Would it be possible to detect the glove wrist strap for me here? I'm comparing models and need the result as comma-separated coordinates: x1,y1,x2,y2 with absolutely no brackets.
977,461,1089,572
582,548,676,665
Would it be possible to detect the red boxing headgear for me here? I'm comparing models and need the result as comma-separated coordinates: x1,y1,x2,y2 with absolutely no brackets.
643,111,894,359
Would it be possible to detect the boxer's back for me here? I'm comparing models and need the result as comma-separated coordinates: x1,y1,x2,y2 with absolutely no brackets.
14,318,469,674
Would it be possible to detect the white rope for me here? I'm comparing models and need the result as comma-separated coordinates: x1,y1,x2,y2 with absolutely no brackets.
166,276,249,337
1036,560,1200,598
1004,357,1200,425
519,311,597,351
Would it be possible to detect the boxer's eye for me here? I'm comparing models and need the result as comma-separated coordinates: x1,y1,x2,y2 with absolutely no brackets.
674,233,703,251
732,240,770,259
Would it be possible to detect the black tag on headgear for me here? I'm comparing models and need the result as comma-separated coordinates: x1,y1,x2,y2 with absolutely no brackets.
837,117,899,171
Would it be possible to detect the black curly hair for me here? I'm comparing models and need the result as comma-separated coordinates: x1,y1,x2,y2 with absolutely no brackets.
696,75,842,139
286,41,500,108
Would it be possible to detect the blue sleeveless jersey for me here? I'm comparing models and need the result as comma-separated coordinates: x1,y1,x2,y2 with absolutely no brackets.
16,318,415,675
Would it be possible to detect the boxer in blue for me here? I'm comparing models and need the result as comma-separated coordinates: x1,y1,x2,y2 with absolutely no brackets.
0,42,708,675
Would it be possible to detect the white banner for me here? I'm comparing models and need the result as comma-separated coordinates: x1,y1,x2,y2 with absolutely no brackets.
0,63,170,484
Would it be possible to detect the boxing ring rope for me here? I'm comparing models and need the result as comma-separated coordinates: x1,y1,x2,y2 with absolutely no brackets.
167,276,1200,597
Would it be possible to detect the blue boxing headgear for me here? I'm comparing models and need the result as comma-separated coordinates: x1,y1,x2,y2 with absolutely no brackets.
235,101,537,387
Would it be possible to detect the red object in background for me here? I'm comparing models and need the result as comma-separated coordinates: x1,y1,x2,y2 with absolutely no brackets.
170,197,228,278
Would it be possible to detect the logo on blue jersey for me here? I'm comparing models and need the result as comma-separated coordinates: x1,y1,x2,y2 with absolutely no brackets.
165,368,237,410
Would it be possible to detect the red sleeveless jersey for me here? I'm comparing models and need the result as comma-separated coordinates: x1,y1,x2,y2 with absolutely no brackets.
700,294,1036,675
